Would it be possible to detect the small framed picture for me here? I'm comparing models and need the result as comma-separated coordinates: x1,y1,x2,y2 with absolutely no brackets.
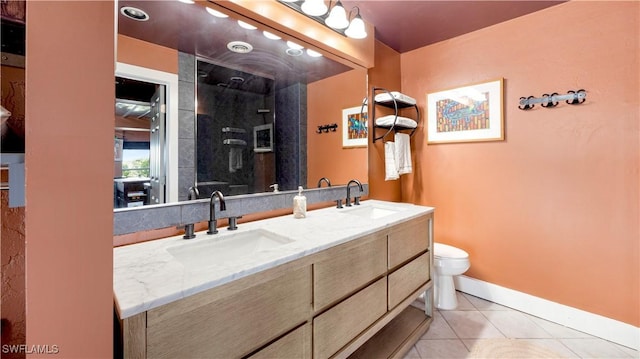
253,123,273,152
342,106,368,148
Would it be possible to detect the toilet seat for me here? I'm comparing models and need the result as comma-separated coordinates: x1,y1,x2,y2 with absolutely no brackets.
434,243,468,259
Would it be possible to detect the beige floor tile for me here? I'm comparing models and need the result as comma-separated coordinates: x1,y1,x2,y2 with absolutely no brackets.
421,311,458,340
402,345,422,359
415,339,471,359
462,293,511,311
481,310,552,339
525,314,594,339
560,338,633,358
440,311,505,339
615,344,639,358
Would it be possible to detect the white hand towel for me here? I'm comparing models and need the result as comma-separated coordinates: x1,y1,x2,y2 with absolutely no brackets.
394,133,412,175
385,141,399,181
229,147,243,173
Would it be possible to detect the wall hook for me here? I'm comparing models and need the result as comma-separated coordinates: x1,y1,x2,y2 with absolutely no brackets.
518,89,586,110
316,123,338,134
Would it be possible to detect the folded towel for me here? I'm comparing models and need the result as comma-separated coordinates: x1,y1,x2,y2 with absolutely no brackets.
385,141,399,181
395,133,412,175
229,147,243,173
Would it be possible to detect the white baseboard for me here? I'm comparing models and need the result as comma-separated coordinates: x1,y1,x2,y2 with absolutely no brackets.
454,275,640,351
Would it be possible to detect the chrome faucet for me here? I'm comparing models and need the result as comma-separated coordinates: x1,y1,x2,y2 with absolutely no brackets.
317,177,331,187
183,186,200,239
345,179,363,207
207,191,226,235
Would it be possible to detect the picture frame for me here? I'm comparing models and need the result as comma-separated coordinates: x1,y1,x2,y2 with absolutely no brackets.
253,123,273,152
342,106,368,148
427,78,504,144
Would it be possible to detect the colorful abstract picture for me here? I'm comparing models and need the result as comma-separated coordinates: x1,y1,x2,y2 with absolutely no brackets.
342,106,368,147
427,79,504,144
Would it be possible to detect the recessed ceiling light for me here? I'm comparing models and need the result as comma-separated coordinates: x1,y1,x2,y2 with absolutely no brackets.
286,48,304,57
177,0,195,4
263,31,281,40
237,20,257,30
227,41,254,54
230,76,245,83
120,6,149,21
206,7,229,18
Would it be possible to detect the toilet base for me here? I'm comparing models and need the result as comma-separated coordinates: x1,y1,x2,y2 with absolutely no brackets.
434,273,458,310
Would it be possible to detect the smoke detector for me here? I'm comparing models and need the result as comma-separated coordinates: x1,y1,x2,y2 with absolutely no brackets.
227,41,253,54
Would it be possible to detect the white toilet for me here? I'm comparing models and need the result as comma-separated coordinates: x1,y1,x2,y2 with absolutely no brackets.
433,243,470,310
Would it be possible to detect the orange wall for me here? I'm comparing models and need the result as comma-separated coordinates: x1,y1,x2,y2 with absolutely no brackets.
116,35,178,74
400,1,639,326
307,69,368,187
25,2,114,357
366,40,402,202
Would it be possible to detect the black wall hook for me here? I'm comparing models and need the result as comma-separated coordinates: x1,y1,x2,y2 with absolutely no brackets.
316,123,338,133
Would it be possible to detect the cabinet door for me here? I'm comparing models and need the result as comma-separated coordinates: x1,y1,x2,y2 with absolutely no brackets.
388,216,429,270
146,266,312,359
313,278,387,359
388,252,430,310
314,233,387,312
249,323,311,359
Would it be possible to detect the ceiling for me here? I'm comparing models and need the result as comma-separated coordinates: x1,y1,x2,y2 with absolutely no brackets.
343,0,565,53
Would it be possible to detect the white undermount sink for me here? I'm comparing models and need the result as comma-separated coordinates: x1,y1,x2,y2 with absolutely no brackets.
167,229,294,269
341,203,401,219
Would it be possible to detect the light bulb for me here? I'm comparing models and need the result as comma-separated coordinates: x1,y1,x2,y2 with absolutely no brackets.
345,15,367,39
301,0,327,16
324,2,349,29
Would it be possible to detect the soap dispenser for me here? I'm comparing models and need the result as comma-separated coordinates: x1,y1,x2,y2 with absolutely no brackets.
293,186,307,219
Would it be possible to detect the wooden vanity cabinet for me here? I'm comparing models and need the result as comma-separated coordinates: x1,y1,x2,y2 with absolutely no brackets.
118,211,434,359
313,233,387,312
145,265,312,359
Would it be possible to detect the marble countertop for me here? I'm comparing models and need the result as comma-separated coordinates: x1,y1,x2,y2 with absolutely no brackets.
113,200,434,319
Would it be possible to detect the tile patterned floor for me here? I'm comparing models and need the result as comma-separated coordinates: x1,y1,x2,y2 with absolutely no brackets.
405,292,639,359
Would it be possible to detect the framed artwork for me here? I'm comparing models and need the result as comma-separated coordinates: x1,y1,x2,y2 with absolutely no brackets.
427,78,504,144
253,123,273,152
342,106,368,148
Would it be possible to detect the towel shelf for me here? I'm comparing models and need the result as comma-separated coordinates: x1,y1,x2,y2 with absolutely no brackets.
370,87,420,143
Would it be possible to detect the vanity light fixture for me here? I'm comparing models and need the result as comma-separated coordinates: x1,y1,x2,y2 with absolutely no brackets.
277,0,367,39
177,0,195,4
286,41,304,50
205,7,229,18
301,0,328,16
120,6,149,21
237,20,257,30
344,7,367,39
324,1,349,29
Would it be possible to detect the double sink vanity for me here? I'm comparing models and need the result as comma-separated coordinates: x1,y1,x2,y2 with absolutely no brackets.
114,200,435,358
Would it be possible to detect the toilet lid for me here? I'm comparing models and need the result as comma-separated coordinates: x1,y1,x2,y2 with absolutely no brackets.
434,243,468,259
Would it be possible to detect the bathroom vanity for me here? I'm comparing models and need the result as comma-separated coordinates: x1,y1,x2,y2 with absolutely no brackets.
114,200,434,358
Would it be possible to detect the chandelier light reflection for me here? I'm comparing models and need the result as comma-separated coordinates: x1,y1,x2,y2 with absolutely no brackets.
277,0,367,39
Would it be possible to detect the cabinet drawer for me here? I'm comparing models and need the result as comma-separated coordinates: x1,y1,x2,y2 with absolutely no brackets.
146,266,312,359
388,252,430,310
313,278,387,359
388,216,429,270
249,323,311,359
314,233,387,312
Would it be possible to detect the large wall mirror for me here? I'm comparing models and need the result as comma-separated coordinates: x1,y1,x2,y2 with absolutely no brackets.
114,0,368,208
